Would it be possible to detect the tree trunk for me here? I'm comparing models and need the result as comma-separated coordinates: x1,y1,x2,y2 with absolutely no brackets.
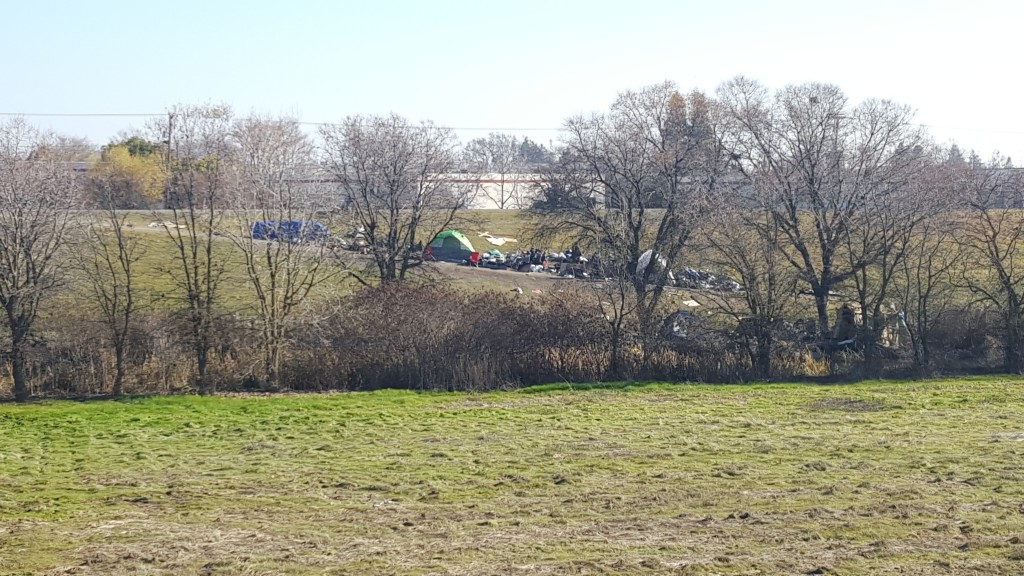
608,324,622,380
905,322,923,368
813,288,831,339
1006,312,1024,373
113,343,126,397
11,340,29,403
755,327,772,379
638,314,655,376
196,345,212,394
7,301,31,402
861,324,881,378
266,338,281,390
919,305,931,367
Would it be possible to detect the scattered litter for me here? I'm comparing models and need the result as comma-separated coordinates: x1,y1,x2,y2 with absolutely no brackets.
479,232,519,246
148,221,186,229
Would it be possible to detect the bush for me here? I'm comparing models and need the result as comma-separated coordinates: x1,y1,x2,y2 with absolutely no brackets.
299,284,610,391
4,284,1016,400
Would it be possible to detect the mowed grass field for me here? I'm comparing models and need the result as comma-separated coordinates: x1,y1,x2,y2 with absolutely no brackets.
2,378,1024,574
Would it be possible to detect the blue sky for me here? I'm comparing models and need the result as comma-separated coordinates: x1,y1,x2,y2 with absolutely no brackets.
3,0,1022,160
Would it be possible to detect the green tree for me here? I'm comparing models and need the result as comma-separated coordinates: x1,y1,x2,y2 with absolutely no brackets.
519,137,553,165
119,135,163,157
88,143,168,208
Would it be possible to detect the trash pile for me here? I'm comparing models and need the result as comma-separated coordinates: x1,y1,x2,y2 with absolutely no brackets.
251,220,329,243
327,228,370,251
674,267,742,292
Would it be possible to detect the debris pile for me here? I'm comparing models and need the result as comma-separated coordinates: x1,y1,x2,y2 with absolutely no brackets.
675,267,742,292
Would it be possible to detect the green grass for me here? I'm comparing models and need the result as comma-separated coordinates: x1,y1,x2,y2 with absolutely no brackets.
2,378,1024,574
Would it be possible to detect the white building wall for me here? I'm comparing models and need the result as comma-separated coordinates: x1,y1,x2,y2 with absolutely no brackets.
441,173,544,210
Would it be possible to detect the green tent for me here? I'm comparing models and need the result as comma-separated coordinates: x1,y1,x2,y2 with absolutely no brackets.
427,230,475,262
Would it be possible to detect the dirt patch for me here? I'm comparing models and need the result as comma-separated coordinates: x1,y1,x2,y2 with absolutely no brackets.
806,397,887,412
429,260,573,294
990,431,1024,442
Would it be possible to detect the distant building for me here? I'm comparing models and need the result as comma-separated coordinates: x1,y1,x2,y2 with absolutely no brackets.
441,173,545,210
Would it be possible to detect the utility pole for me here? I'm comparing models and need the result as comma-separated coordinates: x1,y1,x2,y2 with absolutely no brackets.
163,111,175,208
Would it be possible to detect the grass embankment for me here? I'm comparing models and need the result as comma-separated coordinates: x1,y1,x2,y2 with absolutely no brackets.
2,378,1024,574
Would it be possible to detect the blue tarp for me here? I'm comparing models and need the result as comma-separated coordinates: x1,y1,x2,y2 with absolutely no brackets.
251,220,329,243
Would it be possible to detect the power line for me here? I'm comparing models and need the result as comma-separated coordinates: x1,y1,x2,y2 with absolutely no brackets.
5,111,1024,138
0,112,563,132
0,112,163,118
297,121,561,131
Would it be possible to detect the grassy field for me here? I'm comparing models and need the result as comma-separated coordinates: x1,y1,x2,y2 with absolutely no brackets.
2,378,1024,574
64,210,551,312
71,209,730,313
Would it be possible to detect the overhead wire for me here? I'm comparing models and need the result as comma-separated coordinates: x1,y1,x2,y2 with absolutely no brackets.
4,112,1024,140
0,112,564,132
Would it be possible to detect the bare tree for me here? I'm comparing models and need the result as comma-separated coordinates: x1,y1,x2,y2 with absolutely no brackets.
591,259,642,378
534,82,727,375
320,114,466,282
892,154,971,368
717,77,926,338
0,119,80,402
953,158,1024,372
27,135,96,165
226,115,345,388
840,140,934,367
699,194,800,378
79,179,145,397
464,133,530,209
896,209,961,368
151,104,233,394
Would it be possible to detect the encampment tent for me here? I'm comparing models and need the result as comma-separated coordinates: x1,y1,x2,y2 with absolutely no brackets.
427,230,475,262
